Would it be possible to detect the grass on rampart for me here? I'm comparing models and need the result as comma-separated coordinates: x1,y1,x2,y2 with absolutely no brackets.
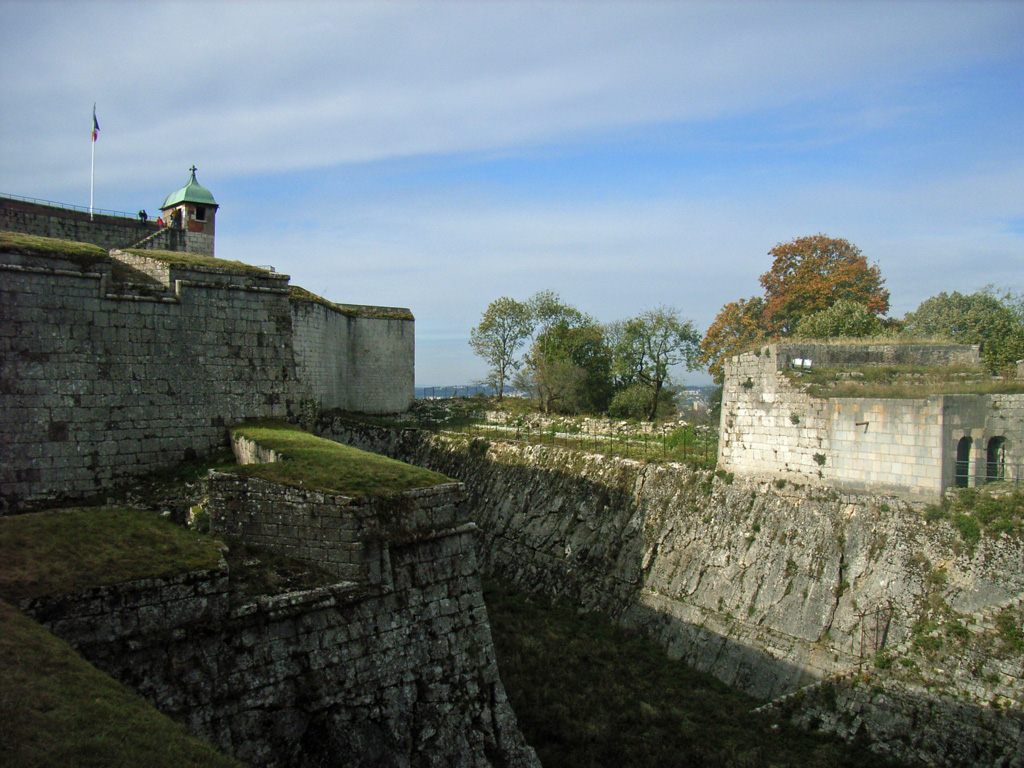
122,248,278,277
0,600,246,768
289,285,414,320
785,364,1024,399
0,232,108,267
0,508,242,767
0,507,224,602
228,421,450,496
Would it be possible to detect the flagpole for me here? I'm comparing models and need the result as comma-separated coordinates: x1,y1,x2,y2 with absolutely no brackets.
90,131,95,221
90,103,98,221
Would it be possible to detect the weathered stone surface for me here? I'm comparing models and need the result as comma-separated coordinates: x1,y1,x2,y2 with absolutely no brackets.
20,518,539,768
759,674,1024,768
322,420,1024,766
0,245,415,511
717,343,1024,501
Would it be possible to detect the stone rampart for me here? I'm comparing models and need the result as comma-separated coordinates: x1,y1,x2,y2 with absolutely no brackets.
208,469,467,583
290,297,414,414
319,421,1024,765
2,196,186,252
1,242,418,509
0,248,304,510
16,478,539,767
17,535,539,767
717,343,1023,500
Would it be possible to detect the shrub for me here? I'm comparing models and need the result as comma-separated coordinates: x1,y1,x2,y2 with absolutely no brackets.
996,609,1024,653
953,513,981,548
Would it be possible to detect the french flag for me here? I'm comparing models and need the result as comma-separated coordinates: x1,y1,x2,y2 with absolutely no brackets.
92,104,100,142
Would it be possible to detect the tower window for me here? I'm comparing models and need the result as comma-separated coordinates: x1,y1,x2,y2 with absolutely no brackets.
194,205,207,222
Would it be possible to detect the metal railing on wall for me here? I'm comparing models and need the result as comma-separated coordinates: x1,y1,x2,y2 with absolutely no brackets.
442,415,719,468
953,462,1021,490
2,192,137,220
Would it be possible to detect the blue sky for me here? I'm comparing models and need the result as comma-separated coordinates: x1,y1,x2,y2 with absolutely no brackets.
2,1,1022,387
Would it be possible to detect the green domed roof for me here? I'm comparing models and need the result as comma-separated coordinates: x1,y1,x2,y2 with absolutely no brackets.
161,166,218,210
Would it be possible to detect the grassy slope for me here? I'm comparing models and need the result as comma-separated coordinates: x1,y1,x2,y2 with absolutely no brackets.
0,507,242,767
485,579,903,768
0,507,224,602
229,421,451,496
0,231,108,266
0,600,244,768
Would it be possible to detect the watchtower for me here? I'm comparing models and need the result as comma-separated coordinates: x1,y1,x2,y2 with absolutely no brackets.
160,166,219,257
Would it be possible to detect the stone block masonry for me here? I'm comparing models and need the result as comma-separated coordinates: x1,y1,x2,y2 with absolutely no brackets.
1,243,417,510
290,294,414,414
717,343,1024,500
17,478,540,767
0,248,303,509
208,467,468,584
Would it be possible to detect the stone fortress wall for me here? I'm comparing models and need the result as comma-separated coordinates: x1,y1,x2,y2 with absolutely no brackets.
17,473,540,768
2,195,188,253
0,233,414,510
717,343,1024,501
290,296,414,414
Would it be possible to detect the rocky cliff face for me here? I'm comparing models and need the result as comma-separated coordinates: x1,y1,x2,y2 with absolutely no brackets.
323,420,1024,766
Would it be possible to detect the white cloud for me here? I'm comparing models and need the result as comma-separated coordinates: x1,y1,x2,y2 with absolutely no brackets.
3,1,1022,386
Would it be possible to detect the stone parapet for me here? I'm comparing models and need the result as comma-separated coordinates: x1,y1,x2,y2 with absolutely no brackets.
771,342,981,370
19,521,538,767
208,470,467,582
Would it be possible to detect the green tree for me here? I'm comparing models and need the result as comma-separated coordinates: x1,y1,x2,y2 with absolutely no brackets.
469,297,533,400
903,291,1024,373
613,306,701,421
516,291,613,414
793,299,884,339
759,234,889,335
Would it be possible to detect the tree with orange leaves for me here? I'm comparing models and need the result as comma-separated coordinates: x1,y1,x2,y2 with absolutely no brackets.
699,235,889,382
698,297,767,383
759,234,889,335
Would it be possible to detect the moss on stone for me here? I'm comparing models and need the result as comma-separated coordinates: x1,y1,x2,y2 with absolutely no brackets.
289,285,414,320
229,421,449,496
0,231,109,267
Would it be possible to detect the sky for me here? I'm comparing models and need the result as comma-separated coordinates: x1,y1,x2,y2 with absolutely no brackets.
2,1,1022,388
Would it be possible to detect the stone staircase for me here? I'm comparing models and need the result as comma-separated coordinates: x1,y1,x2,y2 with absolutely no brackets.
122,225,172,251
